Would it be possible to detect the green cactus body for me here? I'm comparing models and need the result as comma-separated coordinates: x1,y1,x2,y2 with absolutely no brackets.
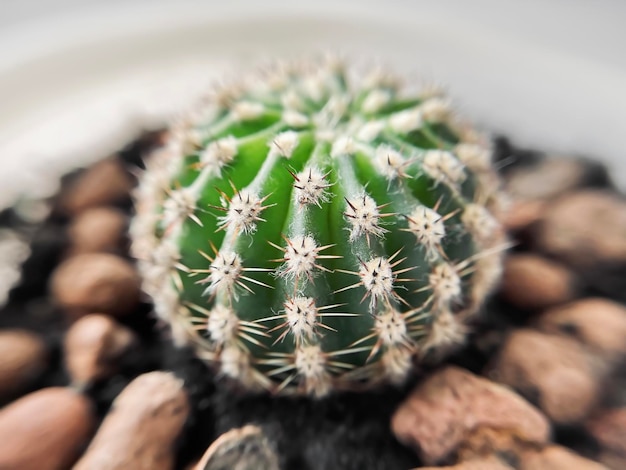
131,59,506,397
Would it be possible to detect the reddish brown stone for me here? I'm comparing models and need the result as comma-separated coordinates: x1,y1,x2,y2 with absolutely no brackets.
0,387,95,470
489,329,601,424
519,445,608,470
391,366,549,465
535,190,626,267
535,299,626,364
500,254,576,310
457,425,531,462
419,455,514,470
502,199,545,233
58,158,133,216
0,329,48,401
74,371,189,470
195,425,280,470
50,253,140,318
68,207,128,255
505,158,586,202
64,314,136,386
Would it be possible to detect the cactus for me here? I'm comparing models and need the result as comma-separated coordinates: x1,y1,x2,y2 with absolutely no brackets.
130,58,507,397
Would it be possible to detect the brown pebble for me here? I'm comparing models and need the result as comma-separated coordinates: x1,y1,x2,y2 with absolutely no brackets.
535,299,626,364
505,157,585,201
0,329,48,401
68,207,128,255
457,425,532,462
58,158,134,216
74,371,189,470
489,329,601,424
502,199,545,234
586,408,626,470
51,253,140,318
519,445,608,470
391,366,549,465
0,387,95,470
500,254,577,310
419,455,514,470
535,190,626,267
64,314,136,386
195,425,280,470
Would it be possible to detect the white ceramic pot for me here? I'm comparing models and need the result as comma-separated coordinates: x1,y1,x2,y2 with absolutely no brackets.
0,0,624,208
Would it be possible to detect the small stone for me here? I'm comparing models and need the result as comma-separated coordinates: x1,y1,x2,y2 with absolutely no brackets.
0,387,95,470
500,254,577,310
50,253,140,318
64,314,136,386
0,329,48,401
502,199,545,234
535,190,626,267
419,455,514,470
489,329,601,424
391,365,549,465
535,299,626,364
505,157,586,202
586,408,626,470
68,207,128,255
519,445,608,470
195,425,280,470
457,425,529,462
58,158,134,216
74,371,189,470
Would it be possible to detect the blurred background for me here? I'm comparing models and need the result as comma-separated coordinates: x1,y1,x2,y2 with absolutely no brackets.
1,0,625,208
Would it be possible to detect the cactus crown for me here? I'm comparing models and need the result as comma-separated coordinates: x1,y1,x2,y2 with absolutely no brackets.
131,58,506,397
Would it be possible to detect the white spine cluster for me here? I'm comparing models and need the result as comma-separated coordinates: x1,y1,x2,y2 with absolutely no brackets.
388,107,423,133
405,205,446,259
375,307,409,346
381,346,413,383
303,73,327,102
281,89,306,111
199,136,238,176
232,101,265,121
363,67,399,89
462,203,500,247
422,150,466,187
217,188,269,235
429,262,462,308
330,136,356,157
162,187,199,230
292,166,332,208
204,250,243,299
356,120,385,142
421,309,466,356
273,235,334,282
283,110,309,127
361,89,391,114
207,304,239,344
295,344,331,397
344,194,388,242
283,296,318,341
454,143,491,172
374,145,410,181
220,345,258,388
420,97,452,123
359,257,395,309
269,131,300,158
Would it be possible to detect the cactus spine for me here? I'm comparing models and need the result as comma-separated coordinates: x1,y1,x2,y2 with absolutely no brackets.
131,58,506,397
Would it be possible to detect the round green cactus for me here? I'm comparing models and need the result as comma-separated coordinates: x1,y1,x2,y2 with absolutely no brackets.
131,58,506,397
